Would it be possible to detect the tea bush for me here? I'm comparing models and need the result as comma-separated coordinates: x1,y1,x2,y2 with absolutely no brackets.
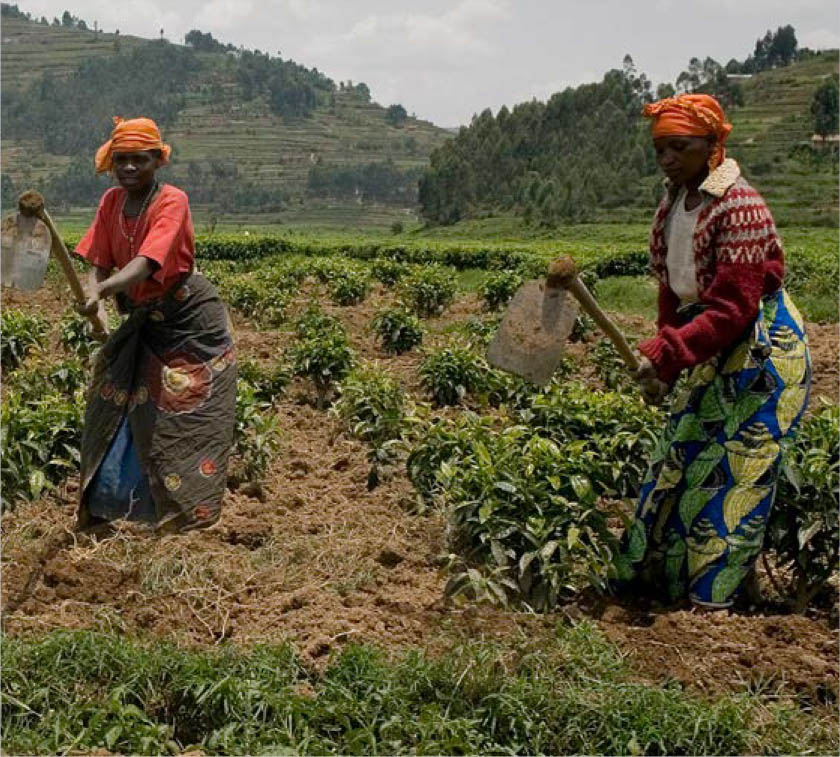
59,310,101,362
405,380,663,607
371,307,423,354
769,402,839,611
328,267,370,306
570,313,595,343
1,386,84,508
484,367,542,410
237,358,290,403
458,315,500,347
231,380,281,485
12,357,87,402
406,412,498,503
308,257,364,285
590,249,650,278
480,270,522,310
1,309,48,371
289,317,355,408
399,266,457,317
262,258,310,290
219,275,292,327
522,381,661,497
420,346,487,406
439,425,620,608
333,364,406,445
590,338,636,392
370,258,410,287
295,305,344,339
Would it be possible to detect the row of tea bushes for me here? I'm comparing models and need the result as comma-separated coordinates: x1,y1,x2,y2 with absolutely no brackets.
407,374,839,612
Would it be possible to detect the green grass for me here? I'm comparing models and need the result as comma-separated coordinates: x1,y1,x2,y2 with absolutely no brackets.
2,624,835,755
594,275,659,321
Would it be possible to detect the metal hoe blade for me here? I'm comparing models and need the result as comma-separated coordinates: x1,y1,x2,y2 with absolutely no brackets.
1,212,51,291
486,279,579,385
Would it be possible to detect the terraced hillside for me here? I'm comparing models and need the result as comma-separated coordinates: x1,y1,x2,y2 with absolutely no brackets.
0,15,147,89
0,14,450,219
729,51,839,225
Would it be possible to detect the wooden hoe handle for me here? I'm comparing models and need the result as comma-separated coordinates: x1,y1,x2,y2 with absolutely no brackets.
547,256,640,373
19,192,109,339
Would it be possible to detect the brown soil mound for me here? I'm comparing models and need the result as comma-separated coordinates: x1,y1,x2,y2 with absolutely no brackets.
598,603,838,703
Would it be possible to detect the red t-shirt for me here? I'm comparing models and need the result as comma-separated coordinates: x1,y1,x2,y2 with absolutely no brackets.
75,184,195,303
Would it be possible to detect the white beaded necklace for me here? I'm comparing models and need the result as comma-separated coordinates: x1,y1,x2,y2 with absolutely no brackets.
119,181,159,256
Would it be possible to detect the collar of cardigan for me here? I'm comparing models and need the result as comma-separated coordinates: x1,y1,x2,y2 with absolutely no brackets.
665,158,741,199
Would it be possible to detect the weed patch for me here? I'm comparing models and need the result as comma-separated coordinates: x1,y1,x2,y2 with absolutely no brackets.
2,625,833,755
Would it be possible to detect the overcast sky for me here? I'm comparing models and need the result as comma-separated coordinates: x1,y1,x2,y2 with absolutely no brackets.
14,0,840,126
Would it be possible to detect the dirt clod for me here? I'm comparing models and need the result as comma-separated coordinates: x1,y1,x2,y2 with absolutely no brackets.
376,549,405,568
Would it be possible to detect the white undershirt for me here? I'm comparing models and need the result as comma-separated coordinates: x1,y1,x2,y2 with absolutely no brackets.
666,188,703,304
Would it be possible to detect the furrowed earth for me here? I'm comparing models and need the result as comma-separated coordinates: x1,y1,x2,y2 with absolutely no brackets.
1,272,837,712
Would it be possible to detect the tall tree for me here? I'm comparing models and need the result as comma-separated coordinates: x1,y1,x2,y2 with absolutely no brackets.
385,103,407,127
768,25,798,67
811,77,839,138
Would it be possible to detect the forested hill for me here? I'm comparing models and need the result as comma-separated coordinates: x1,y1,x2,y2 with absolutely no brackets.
419,45,839,227
0,6,450,219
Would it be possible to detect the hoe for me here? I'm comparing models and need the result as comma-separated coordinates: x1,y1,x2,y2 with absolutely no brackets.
1,191,108,339
488,256,639,385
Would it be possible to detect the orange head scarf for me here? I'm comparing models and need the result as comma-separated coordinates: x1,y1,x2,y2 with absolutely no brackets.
642,94,732,170
94,116,172,174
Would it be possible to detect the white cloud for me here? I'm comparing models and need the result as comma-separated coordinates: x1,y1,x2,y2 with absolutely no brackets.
202,0,255,29
307,0,511,71
799,27,840,49
283,0,326,20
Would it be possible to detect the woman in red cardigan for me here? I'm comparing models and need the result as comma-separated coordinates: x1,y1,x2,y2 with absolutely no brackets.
615,94,811,607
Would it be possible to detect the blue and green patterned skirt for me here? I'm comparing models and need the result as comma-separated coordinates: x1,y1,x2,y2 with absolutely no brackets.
615,289,811,606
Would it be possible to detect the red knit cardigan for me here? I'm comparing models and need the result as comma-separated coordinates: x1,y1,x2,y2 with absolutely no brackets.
638,159,785,385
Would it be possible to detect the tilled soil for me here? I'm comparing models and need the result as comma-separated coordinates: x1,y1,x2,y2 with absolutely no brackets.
805,321,839,407
597,603,837,703
2,277,837,702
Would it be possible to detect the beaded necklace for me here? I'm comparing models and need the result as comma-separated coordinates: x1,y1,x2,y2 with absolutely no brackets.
119,181,159,256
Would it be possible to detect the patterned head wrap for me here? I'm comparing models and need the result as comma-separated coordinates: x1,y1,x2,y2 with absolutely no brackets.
94,116,172,174
642,94,732,170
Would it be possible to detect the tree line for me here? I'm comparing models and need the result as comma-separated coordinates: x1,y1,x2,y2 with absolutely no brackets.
419,57,656,225
724,25,817,74
307,160,422,205
0,157,289,214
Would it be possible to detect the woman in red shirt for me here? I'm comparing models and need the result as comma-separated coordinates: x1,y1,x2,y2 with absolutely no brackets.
75,117,236,533
615,95,811,607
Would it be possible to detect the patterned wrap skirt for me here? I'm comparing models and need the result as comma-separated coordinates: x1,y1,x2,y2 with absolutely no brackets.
79,273,237,533
615,289,811,606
